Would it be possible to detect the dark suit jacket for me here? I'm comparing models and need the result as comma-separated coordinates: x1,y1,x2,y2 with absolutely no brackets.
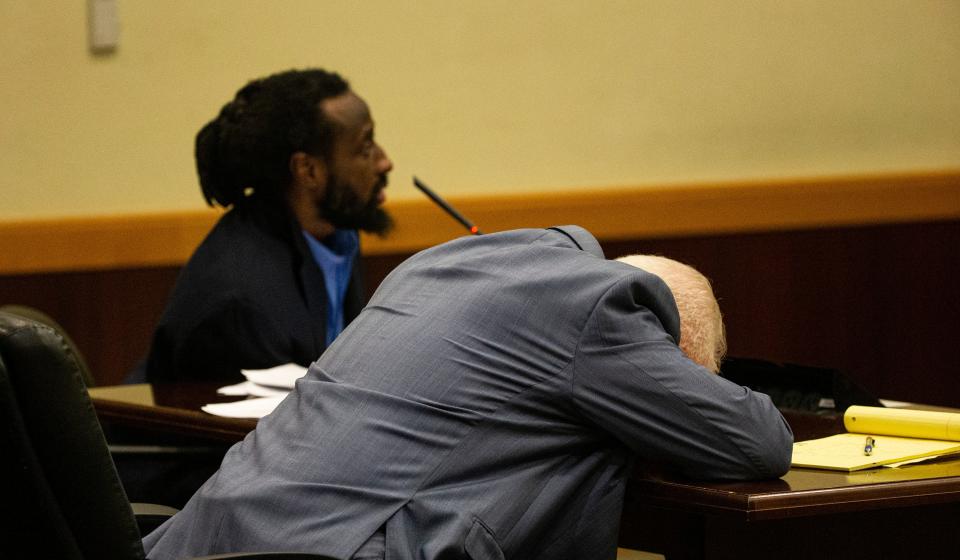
144,226,792,560
143,203,365,383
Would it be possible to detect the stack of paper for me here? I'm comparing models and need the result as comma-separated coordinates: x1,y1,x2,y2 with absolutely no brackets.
792,406,960,471
201,363,308,419
201,396,288,419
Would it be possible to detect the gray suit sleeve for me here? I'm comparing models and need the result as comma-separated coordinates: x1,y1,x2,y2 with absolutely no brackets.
571,274,793,480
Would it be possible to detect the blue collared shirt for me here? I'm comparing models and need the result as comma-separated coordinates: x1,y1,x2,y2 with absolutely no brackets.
302,229,359,347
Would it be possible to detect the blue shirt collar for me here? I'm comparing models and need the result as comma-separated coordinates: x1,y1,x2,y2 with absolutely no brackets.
302,229,359,346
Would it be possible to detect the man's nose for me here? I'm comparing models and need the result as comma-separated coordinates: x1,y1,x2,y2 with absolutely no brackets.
377,146,393,174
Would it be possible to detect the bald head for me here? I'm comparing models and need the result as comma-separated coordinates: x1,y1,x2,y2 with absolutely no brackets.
616,254,726,373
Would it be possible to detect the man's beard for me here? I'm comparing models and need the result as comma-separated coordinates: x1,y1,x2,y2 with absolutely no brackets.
319,175,393,236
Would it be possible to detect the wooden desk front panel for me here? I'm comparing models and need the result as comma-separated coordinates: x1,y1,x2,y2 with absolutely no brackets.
621,501,960,560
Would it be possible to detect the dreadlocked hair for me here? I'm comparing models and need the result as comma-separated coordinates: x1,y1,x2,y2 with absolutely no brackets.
195,68,350,208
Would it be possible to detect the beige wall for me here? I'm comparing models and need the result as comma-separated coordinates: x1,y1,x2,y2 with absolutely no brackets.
1,0,958,221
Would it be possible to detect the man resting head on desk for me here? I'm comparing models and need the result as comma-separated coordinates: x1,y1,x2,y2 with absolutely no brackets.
143,226,793,560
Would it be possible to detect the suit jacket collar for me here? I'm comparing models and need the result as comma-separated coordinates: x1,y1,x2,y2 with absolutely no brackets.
547,225,605,258
231,202,329,355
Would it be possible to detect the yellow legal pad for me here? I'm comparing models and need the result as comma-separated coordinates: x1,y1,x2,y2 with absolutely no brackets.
792,405,960,471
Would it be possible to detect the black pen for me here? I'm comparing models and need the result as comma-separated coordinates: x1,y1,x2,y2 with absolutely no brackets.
413,176,482,235
864,436,876,456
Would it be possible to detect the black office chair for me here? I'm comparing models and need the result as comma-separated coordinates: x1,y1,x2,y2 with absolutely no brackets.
0,311,333,560
0,303,231,507
0,304,96,387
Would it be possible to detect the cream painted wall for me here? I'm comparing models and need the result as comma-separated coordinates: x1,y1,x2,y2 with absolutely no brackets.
1,1,958,220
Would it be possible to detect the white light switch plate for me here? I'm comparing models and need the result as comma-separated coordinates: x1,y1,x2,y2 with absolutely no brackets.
88,0,120,53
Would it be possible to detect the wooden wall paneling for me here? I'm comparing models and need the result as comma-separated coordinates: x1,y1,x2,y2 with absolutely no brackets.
602,220,960,407
2,221,958,403
2,221,958,404
0,267,180,386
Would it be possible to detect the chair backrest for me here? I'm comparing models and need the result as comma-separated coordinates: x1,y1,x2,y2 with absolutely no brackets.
0,311,144,560
0,304,96,387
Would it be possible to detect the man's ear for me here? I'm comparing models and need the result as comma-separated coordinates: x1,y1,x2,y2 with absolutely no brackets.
289,151,327,191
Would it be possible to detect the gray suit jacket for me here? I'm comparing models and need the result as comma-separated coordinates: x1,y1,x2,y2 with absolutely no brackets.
144,226,793,560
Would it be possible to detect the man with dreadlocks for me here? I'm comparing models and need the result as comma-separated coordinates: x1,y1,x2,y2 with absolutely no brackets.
141,68,393,383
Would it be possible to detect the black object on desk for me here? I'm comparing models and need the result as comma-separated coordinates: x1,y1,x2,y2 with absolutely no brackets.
720,356,882,413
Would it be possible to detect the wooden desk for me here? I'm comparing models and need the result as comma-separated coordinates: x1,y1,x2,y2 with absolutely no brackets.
91,385,960,559
90,383,255,442
619,412,960,559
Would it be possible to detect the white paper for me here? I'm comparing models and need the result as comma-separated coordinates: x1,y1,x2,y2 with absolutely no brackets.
878,399,914,408
201,396,286,419
217,381,290,398
241,363,308,390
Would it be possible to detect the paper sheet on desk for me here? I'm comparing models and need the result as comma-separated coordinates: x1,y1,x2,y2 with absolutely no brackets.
217,381,290,398
792,433,960,471
241,363,308,389
205,363,306,418
201,396,286,419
